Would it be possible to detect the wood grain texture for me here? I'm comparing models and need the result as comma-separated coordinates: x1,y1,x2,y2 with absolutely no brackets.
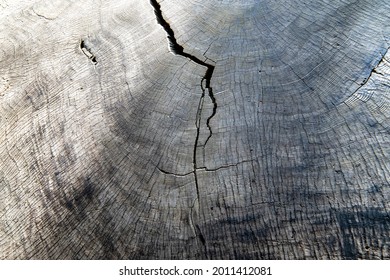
0,0,389,259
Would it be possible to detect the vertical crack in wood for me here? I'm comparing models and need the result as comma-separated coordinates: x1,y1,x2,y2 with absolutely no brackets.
150,0,214,257
149,0,217,148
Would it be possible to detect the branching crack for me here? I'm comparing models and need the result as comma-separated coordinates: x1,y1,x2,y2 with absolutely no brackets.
352,47,389,94
149,0,217,174
150,0,217,255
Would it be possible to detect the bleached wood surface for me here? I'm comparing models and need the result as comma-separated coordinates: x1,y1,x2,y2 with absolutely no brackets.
0,0,389,259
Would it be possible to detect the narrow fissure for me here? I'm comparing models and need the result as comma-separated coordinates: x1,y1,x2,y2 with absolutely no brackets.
352,47,389,94
150,0,214,257
157,158,256,177
150,0,217,162
204,87,217,146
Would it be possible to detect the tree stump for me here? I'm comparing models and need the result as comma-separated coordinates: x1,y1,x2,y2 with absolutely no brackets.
0,0,389,259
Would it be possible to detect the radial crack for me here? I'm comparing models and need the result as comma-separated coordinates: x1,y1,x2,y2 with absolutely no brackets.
150,0,216,256
352,47,389,94
150,0,217,154
150,0,217,179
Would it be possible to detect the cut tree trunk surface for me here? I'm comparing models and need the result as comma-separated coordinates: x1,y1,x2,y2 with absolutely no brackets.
0,0,389,259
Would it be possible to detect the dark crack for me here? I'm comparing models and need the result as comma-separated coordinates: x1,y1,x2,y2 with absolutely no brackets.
200,159,255,172
32,10,53,21
195,224,207,253
156,159,256,177
352,47,389,93
203,87,217,147
80,40,98,65
150,0,217,255
150,1,217,184
149,0,217,174
156,166,193,177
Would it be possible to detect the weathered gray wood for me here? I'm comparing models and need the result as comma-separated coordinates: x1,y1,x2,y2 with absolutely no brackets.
0,0,389,259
